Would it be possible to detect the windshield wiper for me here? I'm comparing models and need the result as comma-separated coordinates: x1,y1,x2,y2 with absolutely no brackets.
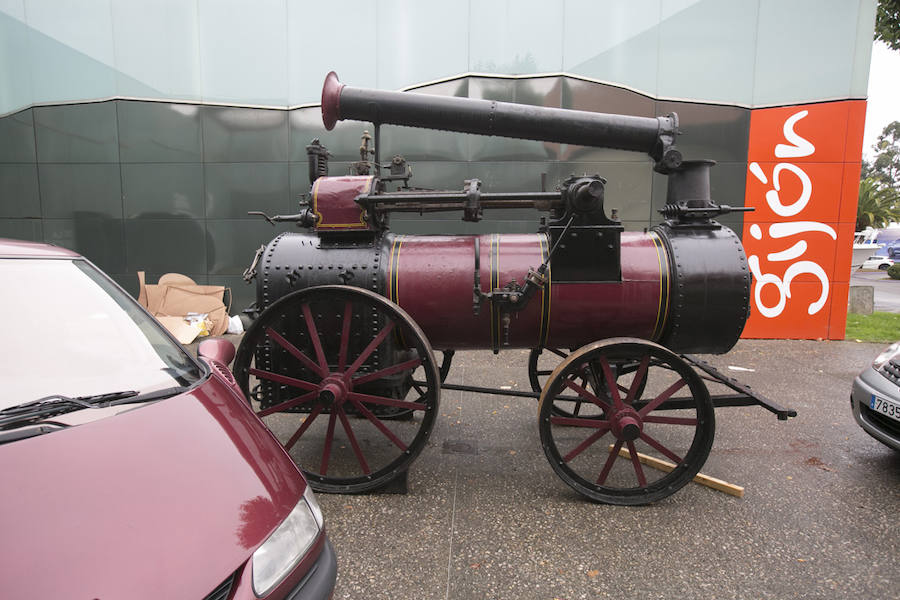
0,387,183,430
0,422,69,445
2,390,139,414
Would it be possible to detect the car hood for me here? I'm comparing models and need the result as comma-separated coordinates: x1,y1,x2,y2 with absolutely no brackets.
0,376,305,599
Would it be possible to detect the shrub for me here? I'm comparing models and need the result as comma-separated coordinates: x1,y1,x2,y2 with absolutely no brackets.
888,263,900,279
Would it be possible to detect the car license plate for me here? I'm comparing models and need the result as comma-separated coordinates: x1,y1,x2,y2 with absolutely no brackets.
870,394,900,422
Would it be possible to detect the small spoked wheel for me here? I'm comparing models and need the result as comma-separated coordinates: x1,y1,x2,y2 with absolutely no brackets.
233,285,440,493
538,338,714,505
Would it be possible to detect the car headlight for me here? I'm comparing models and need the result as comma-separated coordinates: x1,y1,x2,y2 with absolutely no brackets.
252,486,323,596
873,342,900,370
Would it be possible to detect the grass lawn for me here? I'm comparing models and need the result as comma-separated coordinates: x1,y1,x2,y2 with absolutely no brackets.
845,311,900,343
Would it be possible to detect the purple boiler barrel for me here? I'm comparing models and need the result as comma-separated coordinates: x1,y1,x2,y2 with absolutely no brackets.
387,232,667,350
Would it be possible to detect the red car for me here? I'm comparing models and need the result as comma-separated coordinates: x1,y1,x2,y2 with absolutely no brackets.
0,239,336,599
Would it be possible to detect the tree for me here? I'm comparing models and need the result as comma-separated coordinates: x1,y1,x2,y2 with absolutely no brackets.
865,121,900,190
875,0,900,51
857,177,900,230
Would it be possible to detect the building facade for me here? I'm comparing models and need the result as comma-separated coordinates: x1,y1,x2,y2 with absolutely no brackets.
0,0,877,338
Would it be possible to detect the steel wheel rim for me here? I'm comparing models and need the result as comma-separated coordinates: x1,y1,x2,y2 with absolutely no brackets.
538,338,714,505
234,286,440,493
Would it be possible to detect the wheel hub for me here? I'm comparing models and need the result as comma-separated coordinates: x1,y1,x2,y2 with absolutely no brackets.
317,376,348,408
610,408,643,441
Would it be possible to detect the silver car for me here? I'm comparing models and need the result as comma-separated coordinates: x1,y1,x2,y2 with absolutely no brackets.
851,342,900,451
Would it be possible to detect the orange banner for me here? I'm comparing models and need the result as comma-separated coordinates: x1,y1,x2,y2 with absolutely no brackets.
740,100,866,340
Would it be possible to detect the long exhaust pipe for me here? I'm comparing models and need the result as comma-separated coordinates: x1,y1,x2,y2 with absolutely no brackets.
321,72,682,171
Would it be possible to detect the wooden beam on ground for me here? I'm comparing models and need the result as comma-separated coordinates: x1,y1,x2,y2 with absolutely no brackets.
611,445,745,498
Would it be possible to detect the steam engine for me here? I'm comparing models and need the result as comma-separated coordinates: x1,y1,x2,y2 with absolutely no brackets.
234,72,791,506
250,73,752,355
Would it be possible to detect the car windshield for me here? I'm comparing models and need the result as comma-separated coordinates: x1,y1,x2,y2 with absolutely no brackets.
0,258,203,410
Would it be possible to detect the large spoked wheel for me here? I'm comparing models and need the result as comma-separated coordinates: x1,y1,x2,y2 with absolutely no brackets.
233,285,440,494
538,338,714,505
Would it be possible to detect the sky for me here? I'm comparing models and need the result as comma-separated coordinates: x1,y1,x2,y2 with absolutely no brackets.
862,41,900,160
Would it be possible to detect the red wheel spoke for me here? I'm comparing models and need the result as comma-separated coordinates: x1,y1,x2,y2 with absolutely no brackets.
643,415,698,426
549,416,610,428
257,391,316,417
265,327,326,378
337,301,353,371
625,355,650,404
563,426,611,462
638,378,687,417
347,391,426,411
348,397,408,451
562,378,611,412
284,405,323,451
626,440,647,487
596,439,624,484
351,357,423,386
639,431,684,464
345,321,396,378
336,406,370,475
249,368,318,392
599,357,624,410
301,303,328,372
320,410,338,475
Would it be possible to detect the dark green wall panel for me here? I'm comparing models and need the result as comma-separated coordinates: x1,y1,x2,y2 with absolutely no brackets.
469,161,551,193
206,219,295,276
122,163,204,219
656,100,750,163
380,124,471,162
202,106,288,163
0,109,36,163
39,163,123,219
0,218,42,241
124,219,207,273
117,101,203,163
33,103,119,163
0,164,40,217
204,162,290,219
398,161,471,193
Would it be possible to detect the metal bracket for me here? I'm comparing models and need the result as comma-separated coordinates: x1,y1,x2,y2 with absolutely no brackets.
463,178,482,222
242,244,266,282
682,354,797,420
